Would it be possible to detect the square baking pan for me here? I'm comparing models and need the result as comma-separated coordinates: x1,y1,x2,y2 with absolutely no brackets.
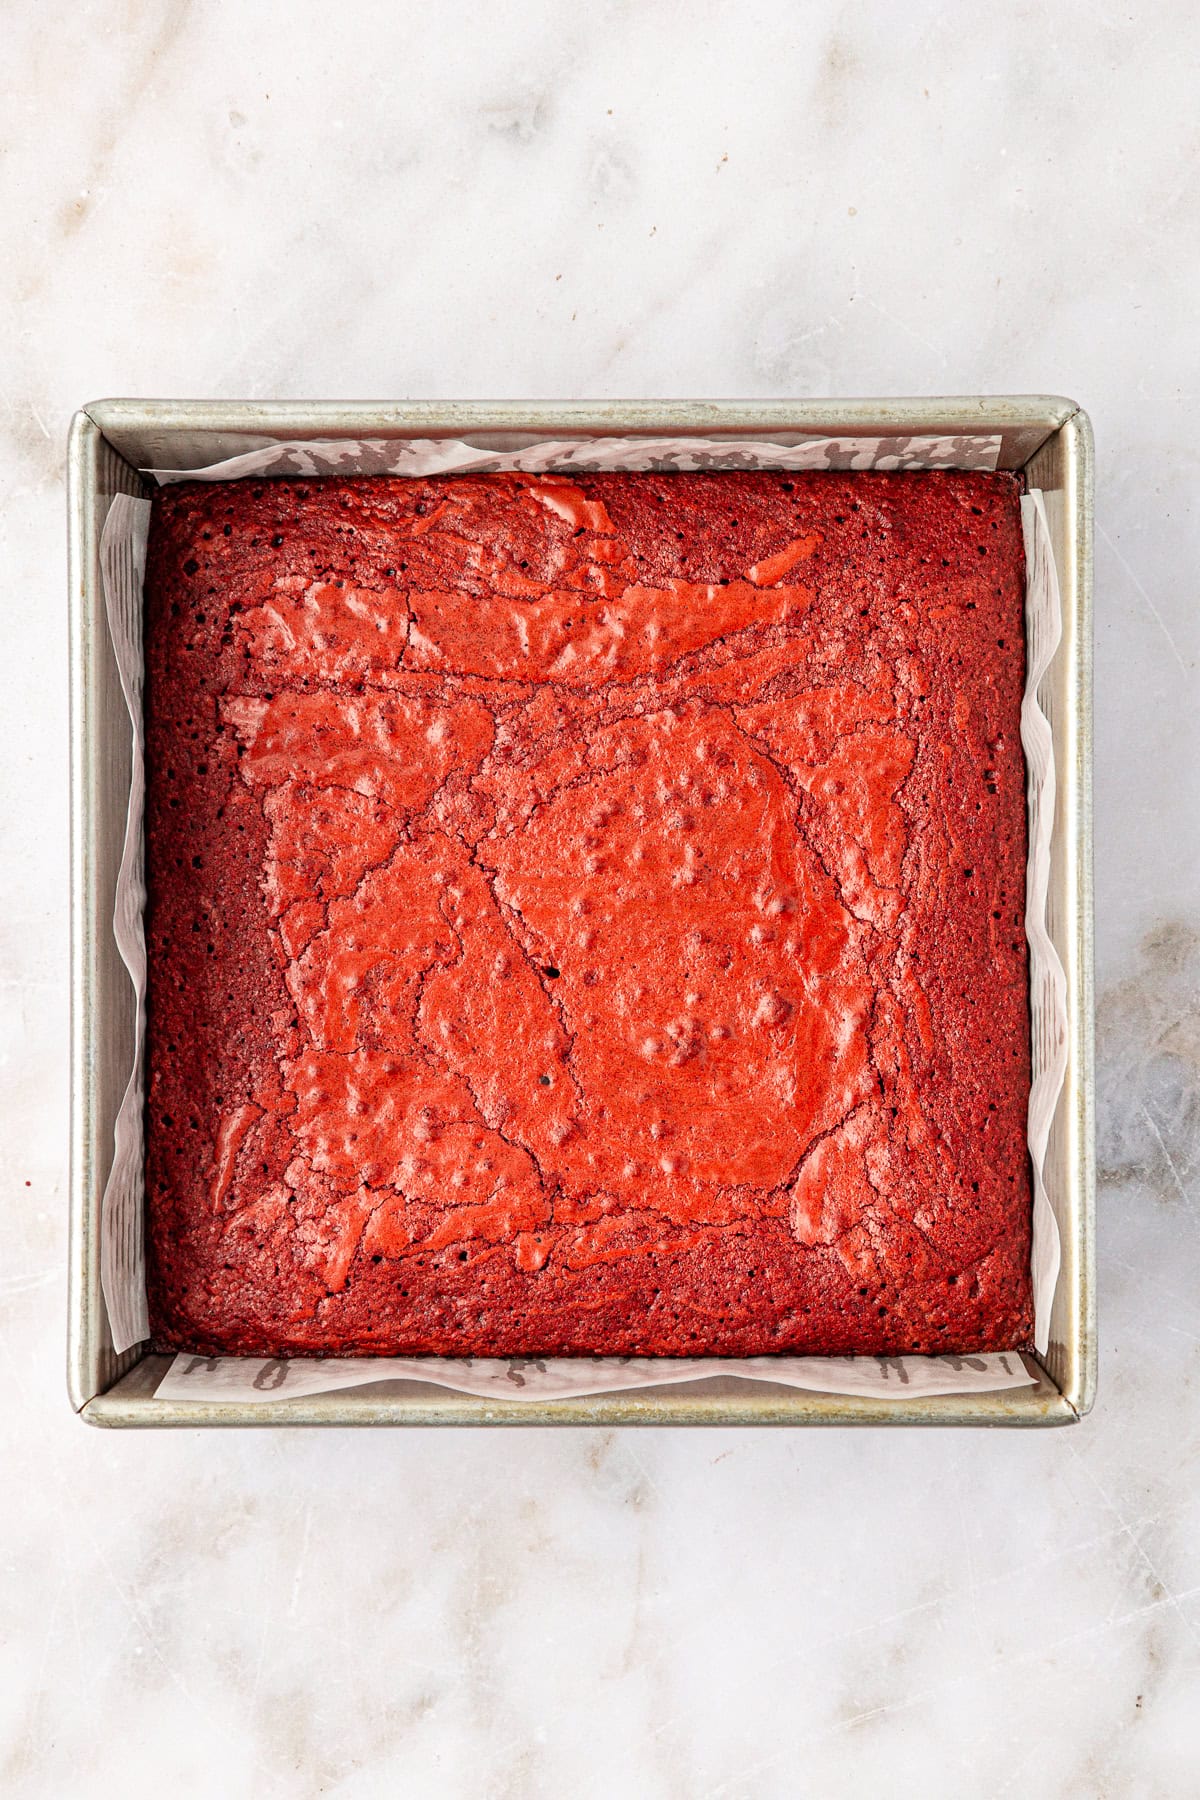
67,398,1094,1426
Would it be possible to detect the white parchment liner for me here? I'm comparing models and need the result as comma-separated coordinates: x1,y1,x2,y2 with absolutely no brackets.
96,434,1065,1402
99,495,153,1351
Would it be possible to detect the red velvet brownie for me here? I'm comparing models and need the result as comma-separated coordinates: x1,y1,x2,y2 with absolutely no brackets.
143,469,1032,1357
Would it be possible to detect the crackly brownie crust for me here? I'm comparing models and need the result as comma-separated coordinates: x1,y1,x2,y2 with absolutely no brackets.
143,469,1032,1357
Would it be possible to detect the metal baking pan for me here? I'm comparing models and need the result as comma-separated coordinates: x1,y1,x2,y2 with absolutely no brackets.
67,398,1095,1426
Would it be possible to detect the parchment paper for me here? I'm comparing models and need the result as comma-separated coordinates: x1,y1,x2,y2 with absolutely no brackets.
1020,491,1068,1350
96,434,1064,1400
98,495,152,1353
154,1348,1035,1405
145,432,1002,485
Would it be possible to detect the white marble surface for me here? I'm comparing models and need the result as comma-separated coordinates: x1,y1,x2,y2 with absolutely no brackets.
3,3,1199,1794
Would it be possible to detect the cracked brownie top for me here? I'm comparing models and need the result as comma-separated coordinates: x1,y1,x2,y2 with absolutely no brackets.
144,468,1032,1357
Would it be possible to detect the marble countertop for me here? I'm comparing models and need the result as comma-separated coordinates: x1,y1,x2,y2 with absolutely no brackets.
4,3,1198,1794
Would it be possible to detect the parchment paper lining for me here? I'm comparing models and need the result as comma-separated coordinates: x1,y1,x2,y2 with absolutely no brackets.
145,432,1003,484
155,1349,1035,1405
95,433,1064,1402
99,495,152,1352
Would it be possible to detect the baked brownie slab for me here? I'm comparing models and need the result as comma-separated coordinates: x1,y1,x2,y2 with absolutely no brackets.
144,470,1032,1357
